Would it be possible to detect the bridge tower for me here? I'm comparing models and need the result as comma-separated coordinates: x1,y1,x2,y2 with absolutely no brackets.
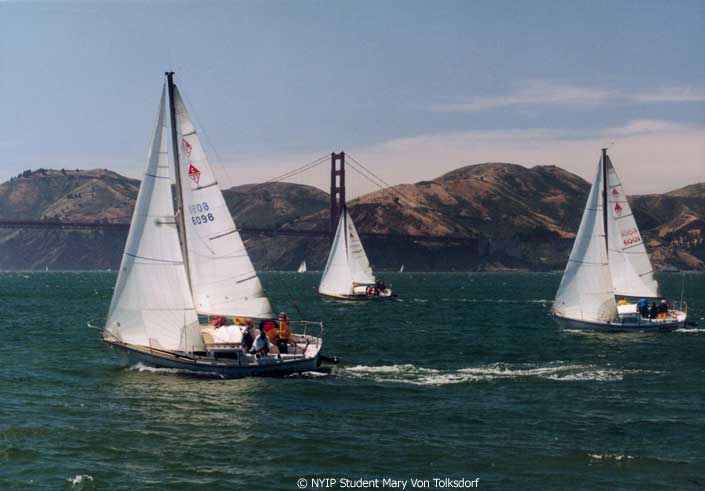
329,151,346,243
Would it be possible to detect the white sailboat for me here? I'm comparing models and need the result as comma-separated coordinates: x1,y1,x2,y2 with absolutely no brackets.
552,149,687,332
400,264,404,273
102,73,324,376
297,260,307,273
318,206,393,300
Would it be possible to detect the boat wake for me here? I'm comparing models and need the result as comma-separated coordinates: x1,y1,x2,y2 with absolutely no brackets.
127,363,224,379
341,362,640,386
675,328,705,333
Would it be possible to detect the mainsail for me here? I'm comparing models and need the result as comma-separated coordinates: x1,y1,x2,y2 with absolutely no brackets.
605,156,660,298
319,207,376,296
297,260,307,273
553,158,618,323
105,88,203,351
173,87,274,319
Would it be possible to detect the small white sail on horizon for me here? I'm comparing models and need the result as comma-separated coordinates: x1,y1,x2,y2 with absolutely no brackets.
173,87,274,319
400,264,404,273
105,88,203,352
319,207,376,298
297,260,307,273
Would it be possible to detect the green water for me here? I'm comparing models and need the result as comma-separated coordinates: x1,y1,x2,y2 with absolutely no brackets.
1,272,704,490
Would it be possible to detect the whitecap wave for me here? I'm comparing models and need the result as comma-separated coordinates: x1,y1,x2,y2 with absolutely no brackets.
341,362,637,386
67,474,94,487
675,328,705,333
589,453,634,461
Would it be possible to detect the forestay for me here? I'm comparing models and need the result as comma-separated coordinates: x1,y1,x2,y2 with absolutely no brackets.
319,208,376,296
553,159,618,323
173,87,274,319
605,156,660,298
105,88,203,352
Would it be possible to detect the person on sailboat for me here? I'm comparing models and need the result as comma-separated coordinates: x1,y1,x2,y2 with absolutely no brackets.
260,319,279,345
658,299,669,319
277,312,290,354
649,302,659,320
638,299,649,318
241,322,255,353
251,328,271,357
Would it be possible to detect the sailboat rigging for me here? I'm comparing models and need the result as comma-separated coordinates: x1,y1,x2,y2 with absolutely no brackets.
552,149,687,332
102,73,325,376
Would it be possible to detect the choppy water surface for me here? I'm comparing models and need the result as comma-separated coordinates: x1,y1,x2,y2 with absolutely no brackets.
1,272,704,490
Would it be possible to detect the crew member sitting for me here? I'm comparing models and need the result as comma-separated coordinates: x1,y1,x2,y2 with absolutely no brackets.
277,312,291,354
649,302,659,319
251,327,270,357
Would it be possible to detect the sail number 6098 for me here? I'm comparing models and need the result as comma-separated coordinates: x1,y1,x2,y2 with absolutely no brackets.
189,202,214,225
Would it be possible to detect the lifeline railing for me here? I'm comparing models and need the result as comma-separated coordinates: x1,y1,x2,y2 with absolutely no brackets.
288,320,324,354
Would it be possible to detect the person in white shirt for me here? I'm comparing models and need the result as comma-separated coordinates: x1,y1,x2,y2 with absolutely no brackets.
251,329,270,356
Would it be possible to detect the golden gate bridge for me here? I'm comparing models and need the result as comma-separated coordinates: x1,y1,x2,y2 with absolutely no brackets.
0,152,480,246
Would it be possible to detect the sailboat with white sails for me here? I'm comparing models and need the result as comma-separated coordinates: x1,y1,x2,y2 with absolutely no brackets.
297,260,307,273
552,149,687,332
102,73,324,376
318,206,393,300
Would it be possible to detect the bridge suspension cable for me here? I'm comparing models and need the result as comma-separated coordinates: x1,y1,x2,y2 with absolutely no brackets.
346,154,428,210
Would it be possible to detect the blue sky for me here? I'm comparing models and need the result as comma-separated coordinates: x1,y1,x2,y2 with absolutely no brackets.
1,0,704,195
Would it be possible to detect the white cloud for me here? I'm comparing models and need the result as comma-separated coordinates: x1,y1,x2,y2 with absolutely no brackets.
345,119,705,195
433,80,705,112
210,119,705,197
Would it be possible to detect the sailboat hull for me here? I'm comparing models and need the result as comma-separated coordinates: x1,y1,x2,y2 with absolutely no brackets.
319,290,395,301
553,313,685,333
105,340,322,378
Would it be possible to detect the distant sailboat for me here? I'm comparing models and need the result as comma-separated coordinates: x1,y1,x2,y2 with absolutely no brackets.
552,149,687,332
318,206,393,300
102,73,323,376
297,260,307,273
400,264,404,273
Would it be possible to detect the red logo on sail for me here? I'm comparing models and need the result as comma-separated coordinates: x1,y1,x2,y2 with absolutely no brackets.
188,164,201,184
614,202,623,216
612,188,619,197
182,138,192,157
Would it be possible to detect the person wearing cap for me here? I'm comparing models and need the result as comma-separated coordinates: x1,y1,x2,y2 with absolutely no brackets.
277,312,291,354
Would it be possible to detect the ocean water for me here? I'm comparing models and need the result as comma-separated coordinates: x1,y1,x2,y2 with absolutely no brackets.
1,272,704,490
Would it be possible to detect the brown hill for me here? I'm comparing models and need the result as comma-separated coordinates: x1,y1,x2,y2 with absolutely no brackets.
0,169,139,270
0,164,703,271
